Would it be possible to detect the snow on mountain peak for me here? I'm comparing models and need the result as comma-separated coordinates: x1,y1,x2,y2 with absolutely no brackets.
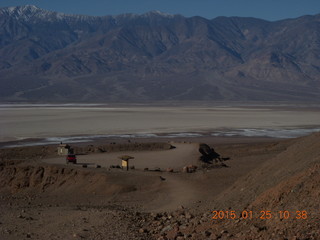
146,10,174,18
6,5,40,14
1,5,48,20
0,5,97,22
0,5,178,25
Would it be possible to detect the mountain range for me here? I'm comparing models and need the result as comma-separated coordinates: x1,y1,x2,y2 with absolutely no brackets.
1,5,320,103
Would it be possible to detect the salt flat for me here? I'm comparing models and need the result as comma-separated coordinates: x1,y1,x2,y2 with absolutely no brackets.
1,105,320,142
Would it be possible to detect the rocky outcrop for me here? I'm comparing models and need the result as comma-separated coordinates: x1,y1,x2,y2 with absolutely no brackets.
198,143,221,163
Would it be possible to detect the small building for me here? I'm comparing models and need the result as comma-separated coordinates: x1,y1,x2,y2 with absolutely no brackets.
57,143,71,156
119,155,134,171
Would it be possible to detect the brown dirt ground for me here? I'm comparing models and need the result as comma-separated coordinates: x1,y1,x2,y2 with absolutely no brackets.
0,134,319,240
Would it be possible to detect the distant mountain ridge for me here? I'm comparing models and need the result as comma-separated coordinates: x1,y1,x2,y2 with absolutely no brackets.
1,5,320,102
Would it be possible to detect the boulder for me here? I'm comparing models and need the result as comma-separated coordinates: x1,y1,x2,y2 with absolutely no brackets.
199,143,221,163
182,165,197,173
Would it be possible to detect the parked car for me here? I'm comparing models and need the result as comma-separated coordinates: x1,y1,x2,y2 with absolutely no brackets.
66,154,77,164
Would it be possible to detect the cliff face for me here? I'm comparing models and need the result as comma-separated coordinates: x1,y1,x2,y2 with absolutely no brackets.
1,6,320,102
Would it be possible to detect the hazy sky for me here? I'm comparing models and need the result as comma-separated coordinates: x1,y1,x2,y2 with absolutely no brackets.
0,0,319,21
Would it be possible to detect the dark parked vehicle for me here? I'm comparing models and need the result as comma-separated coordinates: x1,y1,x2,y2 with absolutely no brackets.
66,154,77,164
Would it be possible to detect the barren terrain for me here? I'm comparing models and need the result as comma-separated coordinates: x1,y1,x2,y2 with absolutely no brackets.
1,132,320,239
